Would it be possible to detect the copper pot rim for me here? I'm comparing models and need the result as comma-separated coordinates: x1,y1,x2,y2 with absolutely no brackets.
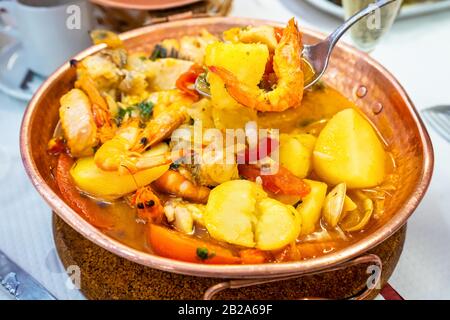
20,17,434,279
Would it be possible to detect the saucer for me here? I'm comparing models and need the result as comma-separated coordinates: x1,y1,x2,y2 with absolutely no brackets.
0,41,45,101
91,0,202,10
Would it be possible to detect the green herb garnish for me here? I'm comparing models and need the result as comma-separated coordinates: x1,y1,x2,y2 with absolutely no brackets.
137,101,154,121
115,106,134,126
196,247,215,261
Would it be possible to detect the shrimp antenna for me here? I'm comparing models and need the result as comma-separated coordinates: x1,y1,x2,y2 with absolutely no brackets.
121,164,139,190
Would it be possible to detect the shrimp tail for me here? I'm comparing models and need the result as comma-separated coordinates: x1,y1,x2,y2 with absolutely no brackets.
152,170,210,204
208,65,266,110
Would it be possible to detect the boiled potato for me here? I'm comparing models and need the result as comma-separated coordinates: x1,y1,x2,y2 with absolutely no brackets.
313,109,386,188
186,98,215,128
70,143,170,200
294,134,317,151
255,198,302,250
279,134,316,178
272,194,302,206
205,180,302,250
212,107,257,130
205,180,266,247
205,42,269,110
296,179,328,236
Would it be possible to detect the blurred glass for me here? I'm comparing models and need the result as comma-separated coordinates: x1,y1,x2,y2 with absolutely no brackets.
342,0,403,52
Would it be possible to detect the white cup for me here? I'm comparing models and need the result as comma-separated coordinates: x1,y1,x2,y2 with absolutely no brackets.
0,0,94,76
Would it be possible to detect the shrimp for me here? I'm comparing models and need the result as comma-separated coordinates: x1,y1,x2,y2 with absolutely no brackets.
146,90,195,117
95,90,194,173
129,89,196,153
93,120,140,172
130,186,164,223
58,76,119,157
208,18,304,112
93,120,176,175
132,107,187,153
75,76,112,128
59,89,98,157
152,169,211,204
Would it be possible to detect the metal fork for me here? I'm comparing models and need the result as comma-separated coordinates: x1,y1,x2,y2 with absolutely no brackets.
421,106,450,143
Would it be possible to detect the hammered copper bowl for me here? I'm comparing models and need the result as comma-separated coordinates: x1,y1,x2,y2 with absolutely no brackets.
20,18,433,279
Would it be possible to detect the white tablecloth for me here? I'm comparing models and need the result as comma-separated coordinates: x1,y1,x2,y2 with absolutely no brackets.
0,0,449,300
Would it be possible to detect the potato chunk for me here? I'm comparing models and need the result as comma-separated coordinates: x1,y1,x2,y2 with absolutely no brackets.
313,109,386,188
279,134,316,178
205,180,266,247
205,42,269,110
296,179,328,236
70,143,169,200
255,198,301,250
205,180,302,250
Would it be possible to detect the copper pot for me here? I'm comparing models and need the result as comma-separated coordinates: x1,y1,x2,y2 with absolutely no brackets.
20,18,433,281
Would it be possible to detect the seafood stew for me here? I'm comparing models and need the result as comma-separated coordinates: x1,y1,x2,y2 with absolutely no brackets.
48,19,399,265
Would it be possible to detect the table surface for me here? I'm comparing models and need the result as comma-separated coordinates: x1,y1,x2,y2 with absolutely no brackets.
0,0,449,300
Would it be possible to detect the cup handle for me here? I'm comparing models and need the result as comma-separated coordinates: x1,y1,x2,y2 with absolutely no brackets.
0,0,19,39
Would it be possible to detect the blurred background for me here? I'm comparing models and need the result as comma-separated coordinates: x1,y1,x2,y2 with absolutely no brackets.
0,0,449,300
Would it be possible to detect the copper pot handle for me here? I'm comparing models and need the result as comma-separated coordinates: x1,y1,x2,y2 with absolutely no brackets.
203,254,383,300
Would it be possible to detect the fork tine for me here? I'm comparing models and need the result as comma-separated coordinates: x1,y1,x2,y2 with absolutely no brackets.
437,112,450,126
429,111,450,131
422,109,450,143
429,113,450,141
422,111,447,140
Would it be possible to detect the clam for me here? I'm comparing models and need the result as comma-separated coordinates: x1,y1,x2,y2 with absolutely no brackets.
340,194,374,232
322,183,347,228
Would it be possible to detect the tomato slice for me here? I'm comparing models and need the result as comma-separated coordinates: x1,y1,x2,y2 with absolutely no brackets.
239,137,279,163
148,224,241,264
239,249,267,264
56,153,113,230
175,63,205,99
238,164,311,197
